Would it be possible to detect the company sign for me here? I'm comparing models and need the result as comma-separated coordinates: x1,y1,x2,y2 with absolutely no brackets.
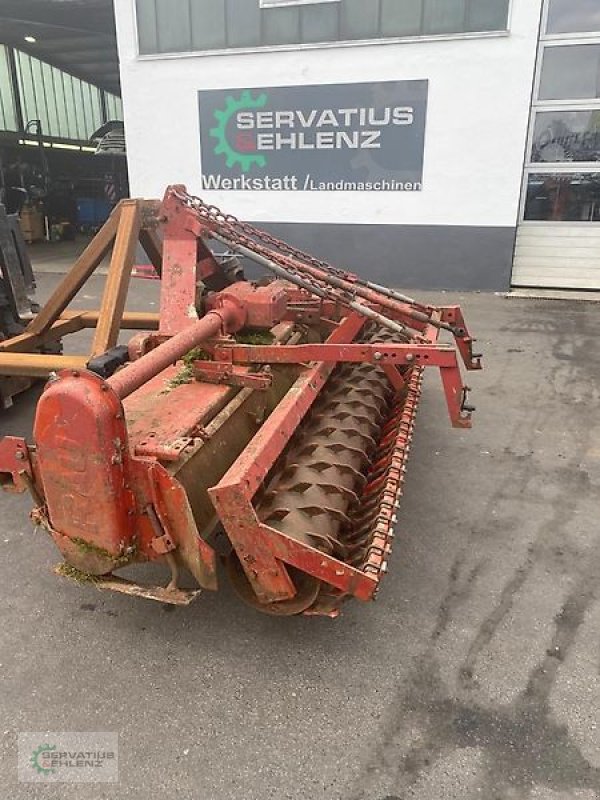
198,80,428,192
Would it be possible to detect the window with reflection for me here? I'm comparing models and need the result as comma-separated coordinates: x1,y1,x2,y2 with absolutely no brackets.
547,0,600,35
539,44,600,101
532,110,600,163
524,173,600,221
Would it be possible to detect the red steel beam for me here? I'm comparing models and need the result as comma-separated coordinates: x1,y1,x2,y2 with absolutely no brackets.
214,342,459,367
211,312,366,500
208,312,369,603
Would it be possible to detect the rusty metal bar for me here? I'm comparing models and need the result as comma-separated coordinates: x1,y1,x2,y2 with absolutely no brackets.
0,315,86,352
257,523,379,601
283,259,455,334
215,342,457,367
0,311,159,357
26,206,121,336
0,353,88,376
107,307,237,400
91,200,142,357
60,310,160,329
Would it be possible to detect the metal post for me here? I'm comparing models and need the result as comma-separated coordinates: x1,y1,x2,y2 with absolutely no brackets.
6,48,24,132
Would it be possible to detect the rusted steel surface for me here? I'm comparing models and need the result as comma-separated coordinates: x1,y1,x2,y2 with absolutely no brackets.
215,341,460,366
60,310,160,329
54,566,201,606
210,324,420,614
192,361,272,389
150,463,217,590
159,186,220,336
0,435,32,492
95,578,200,605
108,308,235,400
208,314,372,607
210,312,366,501
34,369,135,573
349,367,424,584
255,333,394,564
108,280,291,400
124,365,237,453
440,305,483,370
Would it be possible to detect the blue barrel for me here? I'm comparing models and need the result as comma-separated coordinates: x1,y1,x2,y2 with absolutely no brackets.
76,198,113,228
76,198,96,227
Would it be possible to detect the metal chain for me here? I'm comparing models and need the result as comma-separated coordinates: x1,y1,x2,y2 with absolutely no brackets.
172,187,348,280
170,188,431,341
171,187,357,305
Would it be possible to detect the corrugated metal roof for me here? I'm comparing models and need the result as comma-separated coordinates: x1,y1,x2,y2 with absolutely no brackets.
0,0,120,95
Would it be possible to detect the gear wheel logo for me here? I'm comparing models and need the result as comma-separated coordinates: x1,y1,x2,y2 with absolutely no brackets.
210,91,268,172
30,743,56,776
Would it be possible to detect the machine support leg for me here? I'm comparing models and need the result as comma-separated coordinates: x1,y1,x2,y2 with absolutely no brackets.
139,227,163,275
26,206,122,336
91,200,141,357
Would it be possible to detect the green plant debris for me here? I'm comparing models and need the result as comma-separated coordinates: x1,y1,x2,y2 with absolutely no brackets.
56,562,100,584
163,336,272,392
166,364,194,389
182,346,211,365
164,347,211,390
235,329,274,345
71,537,134,567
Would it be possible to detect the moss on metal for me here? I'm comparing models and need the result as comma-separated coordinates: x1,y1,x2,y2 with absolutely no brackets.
235,329,274,345
55,562,101,584
71,537,135,567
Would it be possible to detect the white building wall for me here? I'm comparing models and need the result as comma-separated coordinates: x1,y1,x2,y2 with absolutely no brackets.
114,0,542,228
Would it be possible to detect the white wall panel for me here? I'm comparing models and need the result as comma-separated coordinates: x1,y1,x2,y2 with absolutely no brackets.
114,0,542,227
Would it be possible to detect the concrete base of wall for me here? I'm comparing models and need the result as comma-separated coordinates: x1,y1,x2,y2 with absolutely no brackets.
252,222,517,292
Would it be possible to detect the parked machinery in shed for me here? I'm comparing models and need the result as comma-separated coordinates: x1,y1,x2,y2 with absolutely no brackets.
0,186,482,616
0,204,40,408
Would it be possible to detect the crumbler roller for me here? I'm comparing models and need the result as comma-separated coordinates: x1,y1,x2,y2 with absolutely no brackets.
0,185,482,617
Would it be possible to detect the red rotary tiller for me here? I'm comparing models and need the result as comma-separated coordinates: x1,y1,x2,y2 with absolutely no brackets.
0,186,481,616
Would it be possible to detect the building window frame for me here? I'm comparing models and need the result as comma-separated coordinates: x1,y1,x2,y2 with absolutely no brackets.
133,0,513,59
543,0,600,39
520,0,600,225
260,0,340,7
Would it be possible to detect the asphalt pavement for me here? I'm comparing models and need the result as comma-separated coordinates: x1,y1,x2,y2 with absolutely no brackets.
1,273,599,799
